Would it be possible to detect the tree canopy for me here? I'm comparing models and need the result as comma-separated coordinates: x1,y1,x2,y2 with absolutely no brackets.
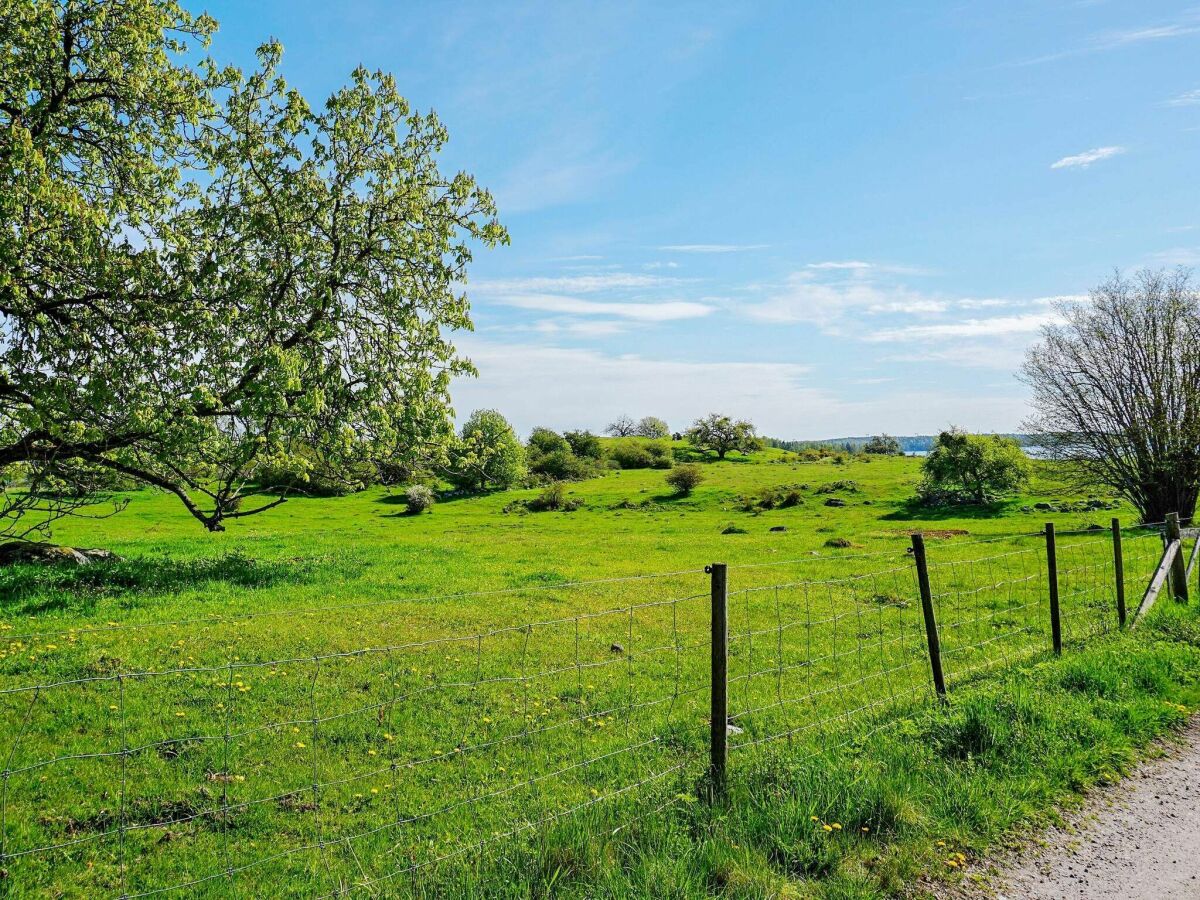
918,429,1030,505
445,410,526,492
635,416,670,439
863,434,902,455
685,414,759,460
0,0,505,536
1023,269,1200,523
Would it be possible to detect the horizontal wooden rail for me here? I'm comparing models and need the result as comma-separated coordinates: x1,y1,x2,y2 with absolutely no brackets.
1131,539,1181,628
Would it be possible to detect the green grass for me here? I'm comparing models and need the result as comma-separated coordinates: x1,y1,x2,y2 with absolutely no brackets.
0,447,1189,898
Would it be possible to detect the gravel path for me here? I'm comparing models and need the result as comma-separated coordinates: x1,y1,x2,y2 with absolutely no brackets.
984,717,1200,899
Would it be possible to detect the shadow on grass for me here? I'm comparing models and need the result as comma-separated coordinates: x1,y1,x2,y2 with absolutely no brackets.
880,499,1016,522
0,552,332,618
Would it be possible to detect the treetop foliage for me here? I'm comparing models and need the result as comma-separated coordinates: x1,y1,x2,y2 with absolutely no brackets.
685,414,759,460
0,0,506,536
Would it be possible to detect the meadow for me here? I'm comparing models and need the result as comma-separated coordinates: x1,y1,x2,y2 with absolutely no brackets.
1,447,1196,899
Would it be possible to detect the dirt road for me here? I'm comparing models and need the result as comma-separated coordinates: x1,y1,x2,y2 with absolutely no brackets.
982,718,1200,899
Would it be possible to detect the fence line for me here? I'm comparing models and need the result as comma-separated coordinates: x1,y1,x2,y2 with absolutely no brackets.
0,518,1187,897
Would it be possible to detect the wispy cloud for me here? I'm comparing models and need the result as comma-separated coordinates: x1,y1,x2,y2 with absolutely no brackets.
1164,88,1200,107
741,270,944,327
864,312,1061,342
806,260,874,270
1012,13,1200,65
473,273,682,294
659,244,768,253
1050,146,1125,169
496,293,714,322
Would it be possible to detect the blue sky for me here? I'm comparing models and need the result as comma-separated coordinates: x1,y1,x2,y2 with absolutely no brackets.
204,0,1200,439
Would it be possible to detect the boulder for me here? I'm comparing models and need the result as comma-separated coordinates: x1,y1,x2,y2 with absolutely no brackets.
823,498,847,508
0,542,121,567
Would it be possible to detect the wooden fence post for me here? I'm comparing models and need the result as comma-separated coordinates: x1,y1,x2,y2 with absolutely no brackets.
910,534,946,698
1166,513,1189,603
1112,518,1126,628
1046,523,1061,655
708,562,728,798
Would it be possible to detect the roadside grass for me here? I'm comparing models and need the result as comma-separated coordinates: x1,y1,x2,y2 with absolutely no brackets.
409,605,1200,899
0,449,1183,897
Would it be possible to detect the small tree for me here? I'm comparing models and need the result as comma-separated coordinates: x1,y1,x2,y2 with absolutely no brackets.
605,416,637,437
635,417,670,439
564,430,603,459
918,429,1029,505
527,427,569,455
863,434,903,455
686,414,759,460
446,410,526,492
665,464,704,495
1023,269,1200,523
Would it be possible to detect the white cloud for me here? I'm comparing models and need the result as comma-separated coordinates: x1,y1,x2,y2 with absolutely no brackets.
806,260,874,270
472,273,681,294
865,312,1061,342
1012,14,1200,65
451,340,1030,436
741,271,941,326
498,293,714,321
658,244,768,253
1164,88,1200,107
531,319,627,337
1050,146,1126,169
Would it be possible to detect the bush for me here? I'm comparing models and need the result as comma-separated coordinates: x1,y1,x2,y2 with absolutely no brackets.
403,485,435,514
514,483,584,512
610,440,673,470
665,464,704,495
528,448,600,482
528,427,569,455
635,416,670,439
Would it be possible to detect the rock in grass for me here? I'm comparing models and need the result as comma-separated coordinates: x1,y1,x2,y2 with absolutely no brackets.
721,524,749,535
610,643,624,654
824,537,852,548
823,498,847,508
0,542,119,566
769,526,787,532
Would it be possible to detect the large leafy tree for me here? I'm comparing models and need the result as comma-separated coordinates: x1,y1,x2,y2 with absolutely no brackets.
918,429,1030,505
686,413,759,460
0,0,504,535
446,410,526,492
1023,269,1200,523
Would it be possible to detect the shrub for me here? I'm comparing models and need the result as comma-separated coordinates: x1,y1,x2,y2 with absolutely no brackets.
522,483,584,512
610,440,673,470
403,485,435,514
665,464,704,495
529,448,600,482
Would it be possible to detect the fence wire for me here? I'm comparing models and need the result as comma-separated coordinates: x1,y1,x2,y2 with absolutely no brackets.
0,525,1173,897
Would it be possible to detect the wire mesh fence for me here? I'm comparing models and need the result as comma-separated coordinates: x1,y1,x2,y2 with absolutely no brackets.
0,520,1186,897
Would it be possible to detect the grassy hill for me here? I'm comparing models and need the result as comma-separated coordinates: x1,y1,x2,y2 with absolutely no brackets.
2,447,1197,899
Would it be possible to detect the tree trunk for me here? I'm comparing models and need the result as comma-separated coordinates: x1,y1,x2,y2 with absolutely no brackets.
1138,475,1199,525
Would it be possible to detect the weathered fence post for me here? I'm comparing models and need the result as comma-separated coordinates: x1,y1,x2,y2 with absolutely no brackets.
1166,513,1189,603
1111,518,1126,628
708,562,728,798
910,533,946,698
1046,522,1062,655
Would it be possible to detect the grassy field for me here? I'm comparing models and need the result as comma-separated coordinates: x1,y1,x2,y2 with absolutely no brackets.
1,447,1195,898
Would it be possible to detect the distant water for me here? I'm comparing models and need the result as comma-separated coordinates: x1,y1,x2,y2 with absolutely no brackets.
906,446,1050,459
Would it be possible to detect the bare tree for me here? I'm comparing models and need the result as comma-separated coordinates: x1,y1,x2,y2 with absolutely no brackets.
1022,269,1200,523
605,415,637,437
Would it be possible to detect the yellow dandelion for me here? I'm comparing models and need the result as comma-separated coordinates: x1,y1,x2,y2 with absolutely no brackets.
295,741,306,749
822,824,833,833
810,816,819,822
831,823,842,831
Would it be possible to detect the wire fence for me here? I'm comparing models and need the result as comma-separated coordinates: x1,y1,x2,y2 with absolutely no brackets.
0,519,1188,898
